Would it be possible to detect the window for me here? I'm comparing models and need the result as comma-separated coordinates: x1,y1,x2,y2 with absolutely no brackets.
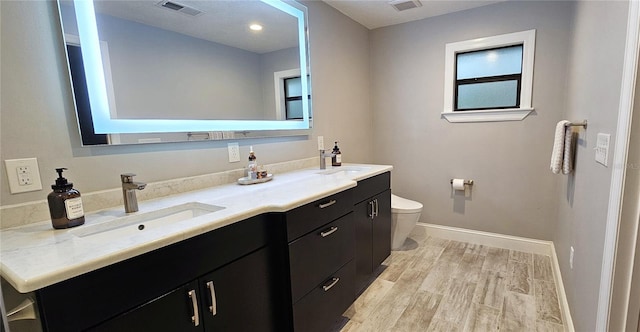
443,30,535,123
274,68,312,121
284,76,310,120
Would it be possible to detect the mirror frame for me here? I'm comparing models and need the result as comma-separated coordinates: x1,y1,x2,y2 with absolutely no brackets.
65,0,311,138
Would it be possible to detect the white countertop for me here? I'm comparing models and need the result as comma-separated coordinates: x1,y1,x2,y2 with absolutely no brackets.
0,164,392,293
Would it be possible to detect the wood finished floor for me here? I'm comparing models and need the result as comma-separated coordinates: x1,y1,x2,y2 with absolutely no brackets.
335,226,565,332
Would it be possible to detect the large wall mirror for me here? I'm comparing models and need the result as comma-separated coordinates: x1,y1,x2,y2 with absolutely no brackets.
57,0,311,146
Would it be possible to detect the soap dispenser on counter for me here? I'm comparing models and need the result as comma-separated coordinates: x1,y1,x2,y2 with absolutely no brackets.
331,141,342,166
47,168,85,229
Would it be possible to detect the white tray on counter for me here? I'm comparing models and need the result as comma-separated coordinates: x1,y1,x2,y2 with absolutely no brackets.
237,174,274,185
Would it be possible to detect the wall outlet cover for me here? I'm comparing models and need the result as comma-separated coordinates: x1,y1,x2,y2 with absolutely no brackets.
317,136,324,150
5,158,43,194
595,133,610,166
227,143,240,163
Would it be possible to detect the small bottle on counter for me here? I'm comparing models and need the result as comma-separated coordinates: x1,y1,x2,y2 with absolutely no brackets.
332,141,342,166
247,146,257,179
47,168,85,229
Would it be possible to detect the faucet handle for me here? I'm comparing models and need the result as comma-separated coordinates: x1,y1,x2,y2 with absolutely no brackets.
121,173,136,183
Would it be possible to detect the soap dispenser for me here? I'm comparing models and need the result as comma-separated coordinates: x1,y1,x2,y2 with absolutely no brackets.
247,146,257,179
332,142,342,166
47,168,85,229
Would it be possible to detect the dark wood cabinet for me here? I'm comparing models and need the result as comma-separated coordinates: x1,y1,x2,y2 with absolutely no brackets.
284,189,356,331
36,215,285,332
88,281,201,332
31,171,392,332
353,173,392,294
198,246,277,332
89,246,277,332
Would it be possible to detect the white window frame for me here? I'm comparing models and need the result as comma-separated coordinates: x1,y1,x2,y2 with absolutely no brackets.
442,29,536,123
274,68,301,120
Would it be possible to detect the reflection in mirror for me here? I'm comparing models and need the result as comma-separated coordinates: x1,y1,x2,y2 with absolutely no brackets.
57,0,311,145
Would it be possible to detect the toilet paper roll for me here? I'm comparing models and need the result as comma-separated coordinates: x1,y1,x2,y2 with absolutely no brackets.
452,179,466,191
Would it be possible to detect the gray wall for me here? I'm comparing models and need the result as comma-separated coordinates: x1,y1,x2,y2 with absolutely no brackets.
370,1,575,240
0,0,373,206
554,2,629,331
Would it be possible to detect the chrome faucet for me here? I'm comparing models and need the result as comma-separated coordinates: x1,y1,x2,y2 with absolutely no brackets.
121,173,147,213
319,150,336,170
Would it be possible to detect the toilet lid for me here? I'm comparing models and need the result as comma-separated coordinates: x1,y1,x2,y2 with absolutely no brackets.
391,194,423,214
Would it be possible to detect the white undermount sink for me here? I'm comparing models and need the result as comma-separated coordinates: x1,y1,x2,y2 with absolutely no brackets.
71,202,225,239
317,166,371,175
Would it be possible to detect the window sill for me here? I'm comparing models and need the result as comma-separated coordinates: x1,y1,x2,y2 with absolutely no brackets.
441,108,534,123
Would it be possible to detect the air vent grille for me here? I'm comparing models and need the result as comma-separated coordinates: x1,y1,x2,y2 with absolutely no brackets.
156,1,203,16
388,0,423,12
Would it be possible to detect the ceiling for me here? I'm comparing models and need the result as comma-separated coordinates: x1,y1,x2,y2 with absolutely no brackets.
323,0,508,30
88,0,299,54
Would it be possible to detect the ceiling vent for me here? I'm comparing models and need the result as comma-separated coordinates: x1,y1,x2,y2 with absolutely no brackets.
388,0,423,12
156,1,203,17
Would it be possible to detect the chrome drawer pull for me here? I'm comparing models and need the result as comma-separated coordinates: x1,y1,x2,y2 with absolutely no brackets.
320,226,338,237
368,201,375,219
206,281,217,316
374,199,379,217
318,200,337,209
322,277,340,292
188,290,200,327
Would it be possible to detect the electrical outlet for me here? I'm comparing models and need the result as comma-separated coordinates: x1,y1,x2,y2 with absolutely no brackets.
570,246,575,269
5,158,43,194
317,136,324,150
17,166,33,185
227,143,240,163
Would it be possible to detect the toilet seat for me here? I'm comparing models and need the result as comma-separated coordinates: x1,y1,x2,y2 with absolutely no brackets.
391,194,422,214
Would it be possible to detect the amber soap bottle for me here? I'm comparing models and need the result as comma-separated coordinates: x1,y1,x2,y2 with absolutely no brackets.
331,141,342,166
47,168,85,229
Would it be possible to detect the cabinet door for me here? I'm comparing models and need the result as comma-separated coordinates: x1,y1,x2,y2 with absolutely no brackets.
199,246,278,332
88,281,203,332
354,199,373,294
372,190,391,268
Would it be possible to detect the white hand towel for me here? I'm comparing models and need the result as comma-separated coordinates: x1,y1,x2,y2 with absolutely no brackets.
562,127,575,174
550,120,571,174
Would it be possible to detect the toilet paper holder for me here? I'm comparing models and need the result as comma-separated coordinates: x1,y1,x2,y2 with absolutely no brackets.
450,179,474,185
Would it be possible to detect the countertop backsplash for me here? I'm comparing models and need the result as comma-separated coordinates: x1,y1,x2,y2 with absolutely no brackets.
0,157,318,229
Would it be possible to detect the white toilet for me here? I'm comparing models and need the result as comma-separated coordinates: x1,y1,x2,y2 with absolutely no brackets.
391,194,423,250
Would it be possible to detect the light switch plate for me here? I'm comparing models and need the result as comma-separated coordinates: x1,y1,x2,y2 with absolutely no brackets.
317,136,324,150
227,143,240,163
595,133,610,166
5,158,43,194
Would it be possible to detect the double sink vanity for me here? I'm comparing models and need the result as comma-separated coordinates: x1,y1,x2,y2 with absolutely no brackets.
1,164,392,332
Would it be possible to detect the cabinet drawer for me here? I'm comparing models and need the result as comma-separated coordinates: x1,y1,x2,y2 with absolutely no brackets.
288,213,354,302
286,189,353,241
292,260,355,332
352,172,390,204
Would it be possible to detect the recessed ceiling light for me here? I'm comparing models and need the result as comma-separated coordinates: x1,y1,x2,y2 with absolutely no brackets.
249,24,263,31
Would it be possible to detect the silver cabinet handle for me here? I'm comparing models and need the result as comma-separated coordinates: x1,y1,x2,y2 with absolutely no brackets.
318,199,336,209
322,277,340,292
374,199,379,217
188,290,200,327
320,226,338,237
206,281,217,316
369,200,375,219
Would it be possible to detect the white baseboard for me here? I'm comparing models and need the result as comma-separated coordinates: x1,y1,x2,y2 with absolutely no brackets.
417,223,574,332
